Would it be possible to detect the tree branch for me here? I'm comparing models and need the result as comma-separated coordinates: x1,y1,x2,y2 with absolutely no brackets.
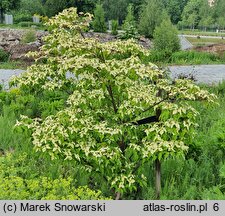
107,85,118,114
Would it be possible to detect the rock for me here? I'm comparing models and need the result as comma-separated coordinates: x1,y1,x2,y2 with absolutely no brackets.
0,28,152,63
15,40,20,45
7,43,39,61
27,41,41,47
0,42,8,46
0,29,47,62
8,36,16,41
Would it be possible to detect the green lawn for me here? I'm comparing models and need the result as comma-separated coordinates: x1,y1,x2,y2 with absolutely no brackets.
186,37,225,46
0,24,45,30
179,29,225,37
0,61,28,69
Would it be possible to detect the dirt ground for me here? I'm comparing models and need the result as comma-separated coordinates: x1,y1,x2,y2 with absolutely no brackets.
193,43,225,56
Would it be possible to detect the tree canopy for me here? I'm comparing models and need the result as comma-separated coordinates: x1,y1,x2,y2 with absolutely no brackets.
13,7,215,198
0,0,21,22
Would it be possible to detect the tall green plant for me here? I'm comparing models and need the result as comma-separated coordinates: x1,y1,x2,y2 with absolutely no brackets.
120,4,138,39
153,19,180,53
92,3,106,32
13,7,215,199
139,0,168,38
111,19,118,35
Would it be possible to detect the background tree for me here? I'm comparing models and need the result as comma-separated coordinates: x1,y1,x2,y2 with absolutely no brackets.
120,4,138,39
43,0,98,17
13,8,215,199
11,0,45,23
214,0,225,30
92,3,107,32
103,0,129,24
139,0,168,38
0,0,21,23
153,19,180,53
180,0,204,30
198,0,214,31
127,0,144,20
161,0,189,24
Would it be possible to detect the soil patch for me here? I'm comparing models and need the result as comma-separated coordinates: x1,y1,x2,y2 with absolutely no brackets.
193,43,225,56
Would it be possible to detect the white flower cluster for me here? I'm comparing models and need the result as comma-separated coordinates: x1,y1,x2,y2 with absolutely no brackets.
14,7,216,195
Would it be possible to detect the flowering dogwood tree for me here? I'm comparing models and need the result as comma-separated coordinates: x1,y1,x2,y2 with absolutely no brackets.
13,8,215,199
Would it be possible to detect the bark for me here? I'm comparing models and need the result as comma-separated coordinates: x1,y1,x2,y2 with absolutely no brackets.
115,192,121,200
0,8,4,24
155,158,161,200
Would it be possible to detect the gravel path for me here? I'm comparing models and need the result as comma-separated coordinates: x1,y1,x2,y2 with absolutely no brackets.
1,65,225,89
0,69,24,89
168,64,225,84
178,35,193,50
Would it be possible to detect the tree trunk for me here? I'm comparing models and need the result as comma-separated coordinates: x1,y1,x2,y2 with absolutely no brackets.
155,158,161,200
115,192,121,200
0,8,4,24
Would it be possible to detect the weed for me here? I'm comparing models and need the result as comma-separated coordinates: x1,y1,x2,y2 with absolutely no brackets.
21,30,37,44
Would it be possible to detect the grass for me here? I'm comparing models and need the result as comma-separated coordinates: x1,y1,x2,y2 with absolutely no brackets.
0,105,90,184
179,29,225,37
0,23,45,30
138,83,225,200
0,61,28,69
147,50,225,66
1,81,225,199
186,37,225,46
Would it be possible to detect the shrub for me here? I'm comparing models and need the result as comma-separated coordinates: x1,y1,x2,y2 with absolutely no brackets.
21,30,37,44
19,22,42,28
13,7,215,200
92,3,106,33
120,4,139,39
153,19,180,53
0,175,110,200
139,0,168,38
201,187,225,200
0,49,9,62
170,51,220,64
111,20,118,35
13,10,32,24
148,50,172,63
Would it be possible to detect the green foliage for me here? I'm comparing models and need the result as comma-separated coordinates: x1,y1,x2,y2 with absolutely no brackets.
147,50,172,63
111,20,118,35
0,106,22,151
0,0,21,23
92,3,106,33
0,49,9,62
214,0,225,30
162,0,189,24
153,19,180,52
0,87,69,119
201,187,225,200
139,0,169,38
120,4,139,39
0,175,109,200
13,10,32,23
19,21,42,27
43,0,98,17
148,50,225,65
179,0,212,30
12,8,215,199
21,30,37,43
103,0,130,24
170,51,224,65
18,0,45,16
